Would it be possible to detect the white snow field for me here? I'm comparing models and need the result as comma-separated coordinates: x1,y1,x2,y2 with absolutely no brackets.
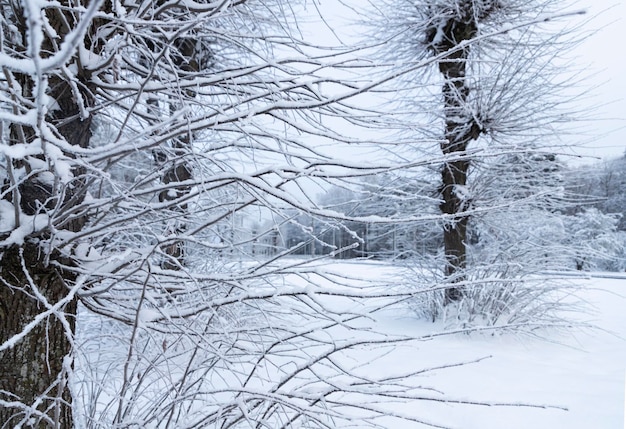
309,262,626,429
75,261,626,428
386,278,626,429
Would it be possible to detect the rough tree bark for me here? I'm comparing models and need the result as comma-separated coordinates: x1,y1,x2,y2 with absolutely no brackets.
0,2,98,426
0,246,79,428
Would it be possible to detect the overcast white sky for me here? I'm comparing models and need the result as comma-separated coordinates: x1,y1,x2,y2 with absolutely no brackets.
574,1,626,161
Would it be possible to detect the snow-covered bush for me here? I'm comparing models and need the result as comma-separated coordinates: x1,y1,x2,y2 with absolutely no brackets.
407,251,578,331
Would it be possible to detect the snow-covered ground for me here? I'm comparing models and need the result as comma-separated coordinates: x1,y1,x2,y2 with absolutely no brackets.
326,262,626,428
76,261,626,428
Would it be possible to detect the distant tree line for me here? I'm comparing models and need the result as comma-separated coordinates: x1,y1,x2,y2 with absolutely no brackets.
262,155,626,271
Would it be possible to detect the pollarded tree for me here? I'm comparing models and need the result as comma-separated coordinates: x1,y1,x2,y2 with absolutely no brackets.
365,0,588,305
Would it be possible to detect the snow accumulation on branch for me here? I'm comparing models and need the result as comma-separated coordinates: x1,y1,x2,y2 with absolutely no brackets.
0,0,602,427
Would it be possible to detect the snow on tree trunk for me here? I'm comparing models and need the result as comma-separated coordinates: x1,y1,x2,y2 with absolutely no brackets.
0,245,78,428
428,6,482,303
0,1,97,425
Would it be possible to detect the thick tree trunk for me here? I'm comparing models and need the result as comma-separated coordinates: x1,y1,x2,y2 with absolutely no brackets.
0,245,77,428
428,9,482,304
0,105,91,427
0,111,91,428
0,3,95,422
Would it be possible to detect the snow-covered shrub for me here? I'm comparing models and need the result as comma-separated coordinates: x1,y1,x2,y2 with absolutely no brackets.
407,257,577,331
407,207,581,329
